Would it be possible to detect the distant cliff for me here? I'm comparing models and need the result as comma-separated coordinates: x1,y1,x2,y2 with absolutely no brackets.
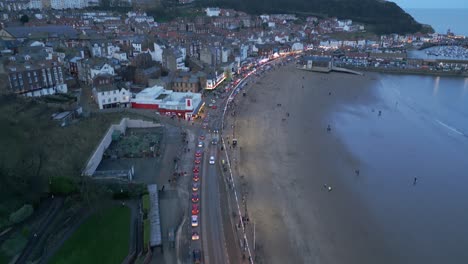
198,0,429,34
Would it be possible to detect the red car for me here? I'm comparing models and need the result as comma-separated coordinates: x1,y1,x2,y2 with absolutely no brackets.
194,157,201,164
195,150,202,157
193,174,199,182
193,166,199,173
211,105,217,109
199,135,205,140
192,204,199,215
192,193,199,203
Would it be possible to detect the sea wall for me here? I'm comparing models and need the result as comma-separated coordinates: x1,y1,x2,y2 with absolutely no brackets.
346,66,468,77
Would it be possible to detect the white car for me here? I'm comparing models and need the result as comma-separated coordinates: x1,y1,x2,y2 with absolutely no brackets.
191,215,198,227
209,156,215,165
197,141,203,148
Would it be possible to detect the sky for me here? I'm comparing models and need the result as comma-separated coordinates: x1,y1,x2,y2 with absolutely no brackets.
391,0,468,8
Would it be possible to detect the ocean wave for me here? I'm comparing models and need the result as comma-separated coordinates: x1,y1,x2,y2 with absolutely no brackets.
435,119,466,137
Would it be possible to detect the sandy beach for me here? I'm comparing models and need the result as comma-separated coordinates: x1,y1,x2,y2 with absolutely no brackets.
227,63,396,264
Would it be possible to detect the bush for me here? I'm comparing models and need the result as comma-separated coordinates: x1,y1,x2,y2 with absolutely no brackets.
1,232,28,257
50,176,77,195
9,204,33,224
0,217,9,230
112,191,129,200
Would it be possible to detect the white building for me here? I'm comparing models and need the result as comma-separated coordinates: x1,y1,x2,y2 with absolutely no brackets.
132,42,142,53
291,42,304,51
113,52,128,62
29,0,43,9
221,48,231,63
50,0,88,10
205,7,221,17
240,44,249,61
90,63,114,80
206,71,226,90
151,43,164,62
131,85,202,120
92,87,131,109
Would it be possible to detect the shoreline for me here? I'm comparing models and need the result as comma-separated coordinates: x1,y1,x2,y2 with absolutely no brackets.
225,63,395,263
344,66,468,77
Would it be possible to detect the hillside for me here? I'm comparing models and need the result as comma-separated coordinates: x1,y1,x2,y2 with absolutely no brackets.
197,0,428,34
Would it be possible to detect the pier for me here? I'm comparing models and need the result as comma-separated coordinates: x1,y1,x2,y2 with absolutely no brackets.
297,66,363,75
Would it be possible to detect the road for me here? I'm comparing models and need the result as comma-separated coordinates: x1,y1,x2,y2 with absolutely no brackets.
200,142,228,264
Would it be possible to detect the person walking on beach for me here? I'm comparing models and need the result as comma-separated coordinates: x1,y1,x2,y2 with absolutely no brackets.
327,125,331,132
413,177,418,185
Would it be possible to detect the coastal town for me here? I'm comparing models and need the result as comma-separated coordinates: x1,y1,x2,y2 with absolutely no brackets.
0,0,468,264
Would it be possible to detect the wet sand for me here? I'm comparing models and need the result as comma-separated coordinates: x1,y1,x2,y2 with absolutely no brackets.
232,64,395,263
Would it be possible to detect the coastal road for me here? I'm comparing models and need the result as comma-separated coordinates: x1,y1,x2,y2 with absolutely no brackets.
201,144,228,264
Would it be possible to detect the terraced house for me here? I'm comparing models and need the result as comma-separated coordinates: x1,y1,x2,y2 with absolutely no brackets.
6,60,67,97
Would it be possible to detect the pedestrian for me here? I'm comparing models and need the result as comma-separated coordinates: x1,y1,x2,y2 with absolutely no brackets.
327,125,331,132
162,185,165,192
329,92,332,96
413,177,418,185
378,110,382,116
355,169,360,176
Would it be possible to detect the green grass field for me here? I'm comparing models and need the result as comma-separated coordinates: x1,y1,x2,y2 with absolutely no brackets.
49,206,131,264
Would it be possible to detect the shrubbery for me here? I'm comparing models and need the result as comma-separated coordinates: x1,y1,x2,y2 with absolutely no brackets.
50,176,77,195
9,204,33,224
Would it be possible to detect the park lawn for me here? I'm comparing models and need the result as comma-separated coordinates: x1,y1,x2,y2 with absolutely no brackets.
50,206,131,264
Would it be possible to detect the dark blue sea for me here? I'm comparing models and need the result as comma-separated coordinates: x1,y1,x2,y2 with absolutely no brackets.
333,75,468,263
406,8,468,36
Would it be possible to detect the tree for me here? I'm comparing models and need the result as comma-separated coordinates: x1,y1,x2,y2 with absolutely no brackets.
20,14,29,24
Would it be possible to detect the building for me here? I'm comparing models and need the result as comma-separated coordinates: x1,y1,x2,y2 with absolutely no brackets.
29,0,43,9
77,58,115,84
50,0,89,9
205,7,221,17
6,61,67,97
200,46,222,67
131,85,202,120
169,71,206,93
92,85,131,109
0,0,29,11
205,70,225,90
302,56,333,71
162,48,188,72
